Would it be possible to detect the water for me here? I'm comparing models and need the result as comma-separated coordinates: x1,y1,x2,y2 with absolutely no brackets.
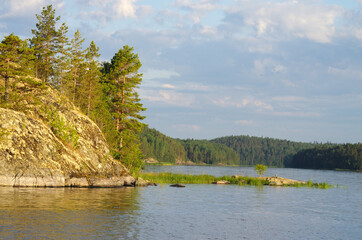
1,166,361,239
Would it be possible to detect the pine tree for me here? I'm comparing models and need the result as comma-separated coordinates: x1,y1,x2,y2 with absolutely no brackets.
31,5,60,83
68,29,85,103
108,45,146,174
55,22,70,92
0,34,34,102
83,41,101,116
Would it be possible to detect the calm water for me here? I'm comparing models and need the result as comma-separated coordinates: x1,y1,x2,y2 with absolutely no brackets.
1,166,361,239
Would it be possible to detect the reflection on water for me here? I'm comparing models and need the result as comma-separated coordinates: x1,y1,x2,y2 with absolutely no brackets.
0,187,141,239
1,166,361,240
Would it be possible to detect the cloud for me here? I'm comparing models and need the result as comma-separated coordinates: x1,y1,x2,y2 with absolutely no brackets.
76,0,151,22
225,0,343,43
0,0,64,18
273,111,321,118
114,0,137,18
234,120,254,125
143,68,180,80
212,96,273,111
162,84,176,89
174,0,219,12
140,89,195,107
253,59,286,76
172,124,201,132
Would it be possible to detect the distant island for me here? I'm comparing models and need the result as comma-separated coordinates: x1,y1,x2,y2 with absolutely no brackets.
140,127,362,171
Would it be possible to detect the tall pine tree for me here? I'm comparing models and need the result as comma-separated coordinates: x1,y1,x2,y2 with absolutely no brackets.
108,45,146,174
68,29,85,103
55,22,70,92
83,41,101,116
31,5,61,83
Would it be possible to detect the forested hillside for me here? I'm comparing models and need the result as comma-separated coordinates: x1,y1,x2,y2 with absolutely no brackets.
139,127,240,165
289,144,362,170
211,136,316,167
140,127,316,167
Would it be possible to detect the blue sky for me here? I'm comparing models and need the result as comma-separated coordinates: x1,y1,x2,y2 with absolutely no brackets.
1,0,361,143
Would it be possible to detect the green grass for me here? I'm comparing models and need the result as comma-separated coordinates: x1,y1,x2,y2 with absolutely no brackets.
141,172,267,186
140,172,333,188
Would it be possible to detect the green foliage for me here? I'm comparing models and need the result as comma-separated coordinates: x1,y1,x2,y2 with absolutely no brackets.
140,127,240,165
181,139,240,165
290,143,362,170
212,136,317,167
0,33,34,101
31,5,61,82
139,127,188,164
41,105,79,149
255,164,267,177
102,45,146,174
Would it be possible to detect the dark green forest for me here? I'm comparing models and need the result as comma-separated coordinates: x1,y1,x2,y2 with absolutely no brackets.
211,136,316,167
289,144,362,170
139,127,240,165
140,127,361,170
140,127,312,167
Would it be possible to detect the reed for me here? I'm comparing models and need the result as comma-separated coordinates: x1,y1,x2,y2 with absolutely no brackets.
140,172,333,188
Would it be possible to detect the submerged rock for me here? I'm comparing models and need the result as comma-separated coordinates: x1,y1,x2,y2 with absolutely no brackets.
0,78,134,187
170,184,185,188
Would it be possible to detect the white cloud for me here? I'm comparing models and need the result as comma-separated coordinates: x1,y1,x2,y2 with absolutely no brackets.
213,96,273,111
143,69,180,80
115,0,137,18
140,89,195,107
0,0,64,18
76,0,151,21
226,0,343,43
162,84,176,89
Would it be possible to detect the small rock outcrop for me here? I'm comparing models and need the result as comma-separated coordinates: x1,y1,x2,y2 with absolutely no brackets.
266,175,306,186
0,78,134,187
212,180,230,184
134,177,157,187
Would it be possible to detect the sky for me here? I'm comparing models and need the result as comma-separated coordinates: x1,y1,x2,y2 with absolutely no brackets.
0,0,361,143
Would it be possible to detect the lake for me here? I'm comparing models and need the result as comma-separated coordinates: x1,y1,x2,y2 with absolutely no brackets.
1,166,361,239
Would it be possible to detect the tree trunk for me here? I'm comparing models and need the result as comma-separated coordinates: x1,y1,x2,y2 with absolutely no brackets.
73,67,77,103
4,60,10,101
4,75,9,102
87,69,92,116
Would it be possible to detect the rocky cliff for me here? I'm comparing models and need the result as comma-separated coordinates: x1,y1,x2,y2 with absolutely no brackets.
0,78,134,187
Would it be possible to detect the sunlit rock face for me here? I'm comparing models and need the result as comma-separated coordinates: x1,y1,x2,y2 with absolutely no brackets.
0,78,133,187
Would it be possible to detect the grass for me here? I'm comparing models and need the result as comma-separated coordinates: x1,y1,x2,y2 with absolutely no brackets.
140,172,333,189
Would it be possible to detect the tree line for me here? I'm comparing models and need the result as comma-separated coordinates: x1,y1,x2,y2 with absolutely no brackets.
288,144,362,170
140,127,361,170
211,135,317,167
139,127,240,165
0,5,146,174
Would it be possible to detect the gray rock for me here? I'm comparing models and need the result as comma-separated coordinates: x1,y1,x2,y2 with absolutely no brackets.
212,180,230,184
